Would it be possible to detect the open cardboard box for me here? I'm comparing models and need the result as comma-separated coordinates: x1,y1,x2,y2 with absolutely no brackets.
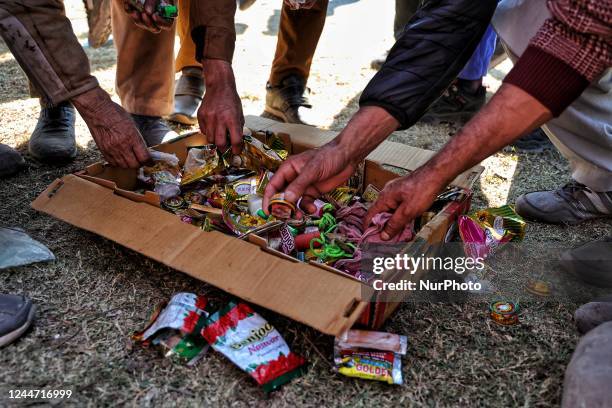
31,116,482,336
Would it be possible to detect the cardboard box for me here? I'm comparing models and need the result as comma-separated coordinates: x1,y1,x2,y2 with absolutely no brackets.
32,116,482,336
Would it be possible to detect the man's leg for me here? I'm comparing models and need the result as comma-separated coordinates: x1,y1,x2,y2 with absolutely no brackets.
111,0,177,145
493,0,612,225
0,0,100,163
169,0,204,126
421,25,497,124
264,0,329,124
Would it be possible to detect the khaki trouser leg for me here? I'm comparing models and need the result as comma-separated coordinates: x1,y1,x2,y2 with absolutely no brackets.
111,0,175,116
175,0,201,72
268,0,329,86
493,0,612,191
0,0,98,106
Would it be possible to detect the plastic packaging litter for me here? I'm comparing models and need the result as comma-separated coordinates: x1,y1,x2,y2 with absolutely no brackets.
458,205,526,260
0,228,55,269
138,150,182,200
201,302,306,392
333,330,407,385
182,145,220,185
133,293,211,365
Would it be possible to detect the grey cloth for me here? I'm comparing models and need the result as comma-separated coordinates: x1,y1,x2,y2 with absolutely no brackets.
493,0,612,192
562,321,612,408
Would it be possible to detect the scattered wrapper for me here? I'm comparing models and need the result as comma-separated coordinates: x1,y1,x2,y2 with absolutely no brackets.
201,302,306,393
138,150,182,201
333,330,407,385
337,329,408,355
132,293,212,365
182,145,220,186
459,205,526,260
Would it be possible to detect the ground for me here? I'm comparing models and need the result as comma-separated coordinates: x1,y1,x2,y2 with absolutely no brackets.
1,0,611,406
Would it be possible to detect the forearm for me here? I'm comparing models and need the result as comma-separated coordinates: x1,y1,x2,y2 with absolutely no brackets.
424,84,553,187
0,0,98,106
334,106,400,165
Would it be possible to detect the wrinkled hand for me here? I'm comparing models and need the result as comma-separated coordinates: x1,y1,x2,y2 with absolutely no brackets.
263,143,356,214
72,87,150,168
199,60,244,154
122,0,174,33
284,0,318,10
365,169,445,241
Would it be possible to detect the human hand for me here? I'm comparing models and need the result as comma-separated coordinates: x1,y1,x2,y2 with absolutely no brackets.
364,169,445,241
72,87,150,168
198,60,244,154
263,142,356,214
122,0,174,33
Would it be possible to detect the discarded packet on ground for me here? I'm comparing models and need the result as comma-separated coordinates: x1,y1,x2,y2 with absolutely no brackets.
337,329,408,355
333,330,406,385
138,150,182,200
182,145,219,186
458,205,526,260
334,348,403,385
201,302,306,392
132,293,211,365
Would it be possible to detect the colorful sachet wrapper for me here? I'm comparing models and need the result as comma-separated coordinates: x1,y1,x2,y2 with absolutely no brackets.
138,150,182,201
458,205,526,260
132,293,211,365
201,302,306,393
333,330,407,385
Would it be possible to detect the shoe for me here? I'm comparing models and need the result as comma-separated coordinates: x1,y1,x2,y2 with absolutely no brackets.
561,237,612,288
168,67,205,126
29,101,77,163
562,321,612,408
511,128,553,153
264,75,313,125
238,0,256,11
515,181,612,224
0,144,25,178
420,80,486,124
0,294,35,347
131,114,178,146
83,0,112,48
574,297,612,334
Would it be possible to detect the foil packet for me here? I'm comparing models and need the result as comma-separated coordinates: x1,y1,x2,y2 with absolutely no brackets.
132,293,211,365
458,205,526,260
201,302,306,393
138,150,182,201
182,145,220,186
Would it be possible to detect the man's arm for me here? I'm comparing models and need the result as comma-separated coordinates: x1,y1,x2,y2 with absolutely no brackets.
359,0,498,129
190,0,244,154
0,0,149,168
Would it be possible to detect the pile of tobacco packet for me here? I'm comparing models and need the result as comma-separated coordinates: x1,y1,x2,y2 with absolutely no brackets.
134,293,306,393
334,329,408,385
136,131,466,283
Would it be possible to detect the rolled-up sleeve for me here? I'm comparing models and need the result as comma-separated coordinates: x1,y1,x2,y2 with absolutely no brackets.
190,0,236,63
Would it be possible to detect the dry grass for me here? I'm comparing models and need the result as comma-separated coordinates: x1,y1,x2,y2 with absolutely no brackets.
1,0,611,406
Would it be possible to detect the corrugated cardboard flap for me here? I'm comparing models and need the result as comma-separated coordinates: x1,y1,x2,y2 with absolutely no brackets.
32,175,369,336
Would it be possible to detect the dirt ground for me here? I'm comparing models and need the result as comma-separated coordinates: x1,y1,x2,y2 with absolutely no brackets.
1,0,611,406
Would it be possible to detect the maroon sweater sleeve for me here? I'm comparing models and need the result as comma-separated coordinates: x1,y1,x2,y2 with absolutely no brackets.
503,0,611,117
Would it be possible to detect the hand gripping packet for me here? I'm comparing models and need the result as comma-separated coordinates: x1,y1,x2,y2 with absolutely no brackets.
201,302,306,392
